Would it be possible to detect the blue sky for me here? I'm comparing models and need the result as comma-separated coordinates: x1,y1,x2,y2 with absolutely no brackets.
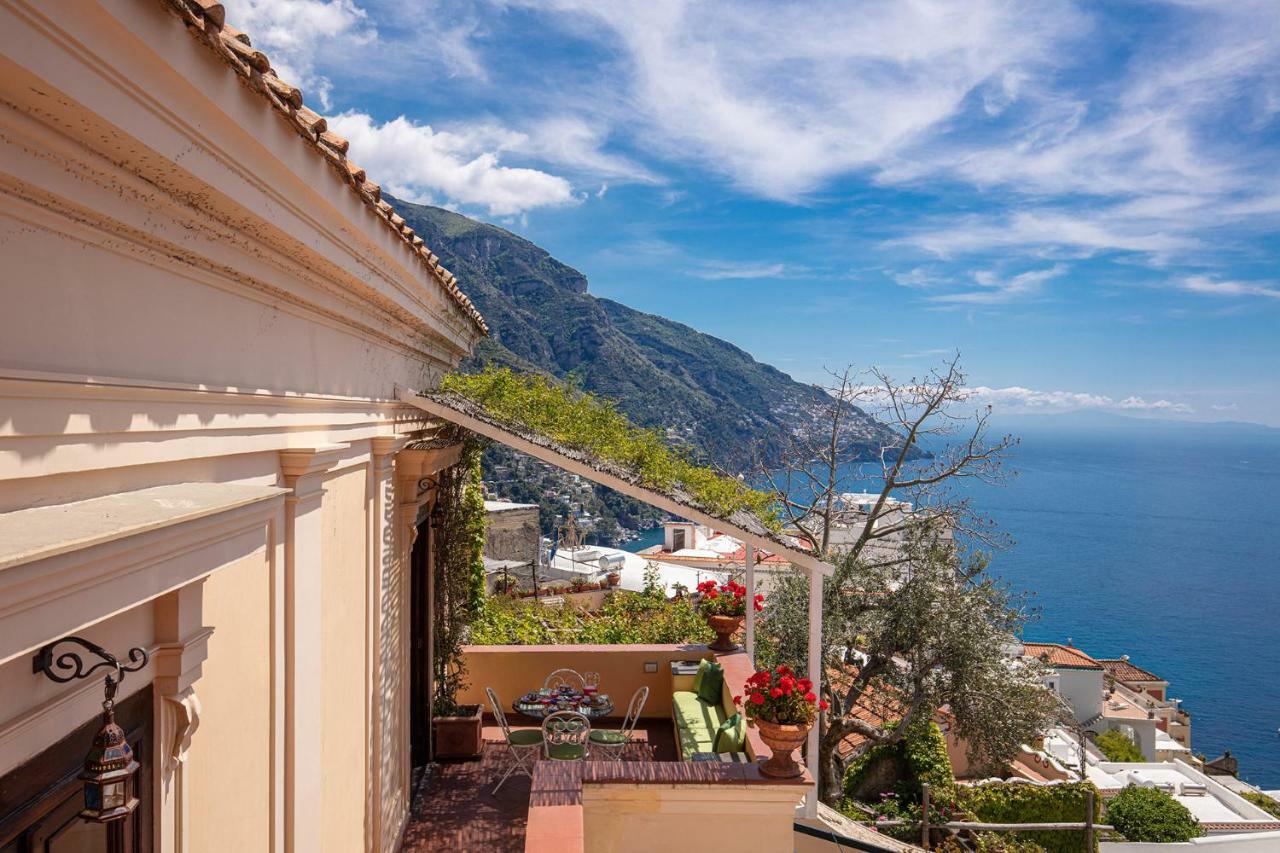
234,0,1280,425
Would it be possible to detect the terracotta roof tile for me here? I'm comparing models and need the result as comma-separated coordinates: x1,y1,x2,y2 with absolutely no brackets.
1023,642,1103,670
153,0,488,335
1096,658,1164,684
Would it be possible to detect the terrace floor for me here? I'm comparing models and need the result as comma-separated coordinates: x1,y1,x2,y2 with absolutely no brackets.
400,717,678,852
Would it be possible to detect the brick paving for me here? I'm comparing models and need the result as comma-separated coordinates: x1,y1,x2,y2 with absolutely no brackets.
400,719,676,852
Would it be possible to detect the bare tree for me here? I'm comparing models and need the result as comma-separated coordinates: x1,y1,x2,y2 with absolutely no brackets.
755,355,1053,806
756,355,1016,566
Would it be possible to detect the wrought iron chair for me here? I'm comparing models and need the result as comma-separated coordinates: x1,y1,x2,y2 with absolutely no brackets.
486,687,543,794
542,710,591,761
543,668,585,692
589,686,648,760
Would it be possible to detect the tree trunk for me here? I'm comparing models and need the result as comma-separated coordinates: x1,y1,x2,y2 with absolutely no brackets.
819,727,846,805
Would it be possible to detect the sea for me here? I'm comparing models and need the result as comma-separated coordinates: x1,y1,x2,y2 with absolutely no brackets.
625,413,1280,787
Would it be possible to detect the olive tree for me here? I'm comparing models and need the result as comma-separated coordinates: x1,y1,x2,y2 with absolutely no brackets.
755,356,1056,805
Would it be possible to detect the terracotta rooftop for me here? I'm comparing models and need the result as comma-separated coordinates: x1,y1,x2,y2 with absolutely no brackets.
1096,658,1165,684
153,0,487,335
1022,642,1103,670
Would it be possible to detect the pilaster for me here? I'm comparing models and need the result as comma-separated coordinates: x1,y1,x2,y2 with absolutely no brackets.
152,583,211,853
278,444,347,853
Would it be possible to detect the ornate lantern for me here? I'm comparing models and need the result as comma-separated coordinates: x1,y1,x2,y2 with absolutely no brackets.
79,675,140,822
33,636,148,825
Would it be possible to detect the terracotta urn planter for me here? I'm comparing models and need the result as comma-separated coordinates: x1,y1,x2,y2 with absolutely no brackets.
606,571,621,587
706,614,743,652
754,719,810,778
433,704,483,759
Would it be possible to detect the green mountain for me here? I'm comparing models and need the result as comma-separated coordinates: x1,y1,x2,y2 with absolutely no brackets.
393,198,905,475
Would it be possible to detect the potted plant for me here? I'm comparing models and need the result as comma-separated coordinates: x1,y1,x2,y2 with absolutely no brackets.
738,665,826,778
605,570,621,587
695,579,764,652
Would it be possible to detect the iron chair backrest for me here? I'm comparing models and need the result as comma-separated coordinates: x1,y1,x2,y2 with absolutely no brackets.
619,686,649,740
582,670,601,689
542,711,591,759
486,686,513,740
544,668,585,691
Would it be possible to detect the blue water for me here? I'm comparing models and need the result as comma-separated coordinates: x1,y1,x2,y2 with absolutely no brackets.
980,419,1280,788
629,417,1280,786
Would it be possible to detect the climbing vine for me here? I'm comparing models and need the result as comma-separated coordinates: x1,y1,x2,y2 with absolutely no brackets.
441,367,781,528
431,438,488,715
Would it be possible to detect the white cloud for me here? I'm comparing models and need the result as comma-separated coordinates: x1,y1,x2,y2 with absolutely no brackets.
689,260,788,280
517,0,1086,200
1179,275,1280,299
1211,403,1240,412
927,265,1067,305
327,112,577,216
967,386,1195,414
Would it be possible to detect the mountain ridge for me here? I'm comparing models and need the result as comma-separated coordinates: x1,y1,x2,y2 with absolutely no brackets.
391,197,905,474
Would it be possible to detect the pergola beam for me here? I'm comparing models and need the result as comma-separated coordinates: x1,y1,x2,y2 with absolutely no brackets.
398,388,832,578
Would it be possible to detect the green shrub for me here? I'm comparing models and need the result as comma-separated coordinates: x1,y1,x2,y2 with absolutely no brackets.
904,721,956,801
1095,729,1144,763
843,722,957,804
468,591,712,646
960,781,1101,853
1106,786,1204,843
441,367,780,527
1240,790,1280,819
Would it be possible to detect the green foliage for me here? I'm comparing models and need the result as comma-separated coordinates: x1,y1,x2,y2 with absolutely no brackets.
441,367,781,527
469,590,712,646
934,836,1048,853
905,722,957,801
1106,785,1204,844
1095,729,1144,763
960,781,1102,853
841,791,969,844
843,741,904,802
432,442,488,716
461,443,487,613
1240,790,1280,819
842,722,956,804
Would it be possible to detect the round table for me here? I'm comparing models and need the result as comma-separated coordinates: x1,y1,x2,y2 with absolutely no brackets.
513,691,614,720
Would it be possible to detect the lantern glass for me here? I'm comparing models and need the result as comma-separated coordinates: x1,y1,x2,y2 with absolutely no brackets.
83,781,102,812
102,780,126,809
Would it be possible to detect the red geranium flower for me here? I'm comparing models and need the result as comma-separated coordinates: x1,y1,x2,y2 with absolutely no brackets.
750,693,765,705
733,695,742,705
804,691,817,703
770,687,783,698
819,700,829,711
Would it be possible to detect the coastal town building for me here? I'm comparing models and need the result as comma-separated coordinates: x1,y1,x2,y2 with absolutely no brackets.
1018,641,1195,763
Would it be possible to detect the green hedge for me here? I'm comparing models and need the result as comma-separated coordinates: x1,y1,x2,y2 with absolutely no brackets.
1106,786,1204,843
960,781,1101,853
905,721,956,801
1240,790,1280,819
1095,729,1144,763
842,722,956,803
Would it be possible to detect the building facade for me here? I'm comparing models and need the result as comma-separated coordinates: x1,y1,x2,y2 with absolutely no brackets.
0,2,484,850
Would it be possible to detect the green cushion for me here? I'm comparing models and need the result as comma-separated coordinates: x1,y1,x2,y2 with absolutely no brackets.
589,729,628,745
508,729,543,746
546,743,586,760
691,658,713,694
713,713,745,753
695,661,725,705
672,691,729,760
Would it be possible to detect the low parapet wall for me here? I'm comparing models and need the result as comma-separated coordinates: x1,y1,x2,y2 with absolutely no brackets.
460,643,714,718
